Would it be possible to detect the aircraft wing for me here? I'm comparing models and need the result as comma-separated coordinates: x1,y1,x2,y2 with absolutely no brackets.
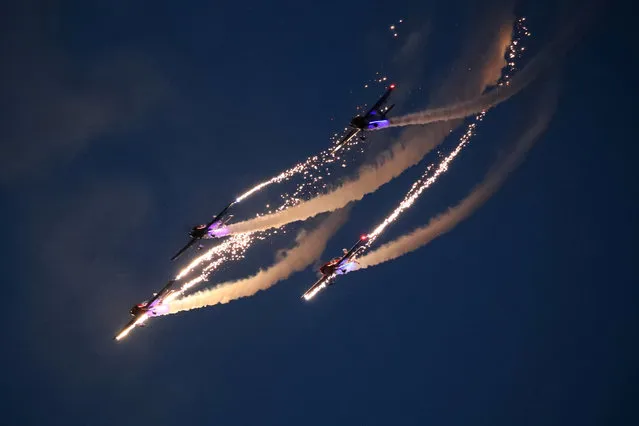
302,274,333,300
205,201,235,229
331,128,360,154
146,280,177,308
171,238,198,261
364,85,395,117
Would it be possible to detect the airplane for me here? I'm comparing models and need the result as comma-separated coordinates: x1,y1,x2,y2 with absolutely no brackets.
331,83,397,154
114,280,178,341
171,201,236,261
302,235,369,300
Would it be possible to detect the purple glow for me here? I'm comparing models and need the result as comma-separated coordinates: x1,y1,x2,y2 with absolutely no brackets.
367,119,390,130
148,304,169,317
209,225,231,238
337,261,359,274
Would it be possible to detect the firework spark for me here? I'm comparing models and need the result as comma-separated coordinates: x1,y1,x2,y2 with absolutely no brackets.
175,232,256,280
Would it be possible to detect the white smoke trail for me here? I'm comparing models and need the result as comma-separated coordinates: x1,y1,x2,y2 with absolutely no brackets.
228,10,517,235
166,208,350,313
357,79,559,269
387,5,595,128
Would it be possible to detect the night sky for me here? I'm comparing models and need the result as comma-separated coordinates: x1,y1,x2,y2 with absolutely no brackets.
1,1,637,425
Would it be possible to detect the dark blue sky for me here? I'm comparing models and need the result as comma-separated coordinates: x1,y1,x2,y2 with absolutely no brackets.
1,1,636,425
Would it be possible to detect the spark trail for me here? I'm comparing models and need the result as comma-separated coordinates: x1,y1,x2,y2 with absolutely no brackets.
154,232,263,318
235,152,327,203
175,233,257,280
366,112,486,247
234,113,369,206
109,232,266,340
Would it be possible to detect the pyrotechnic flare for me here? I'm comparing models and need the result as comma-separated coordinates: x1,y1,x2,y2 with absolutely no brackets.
234,119,369,206
175,232,256,280
234,157,318,203
366,112,487,247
